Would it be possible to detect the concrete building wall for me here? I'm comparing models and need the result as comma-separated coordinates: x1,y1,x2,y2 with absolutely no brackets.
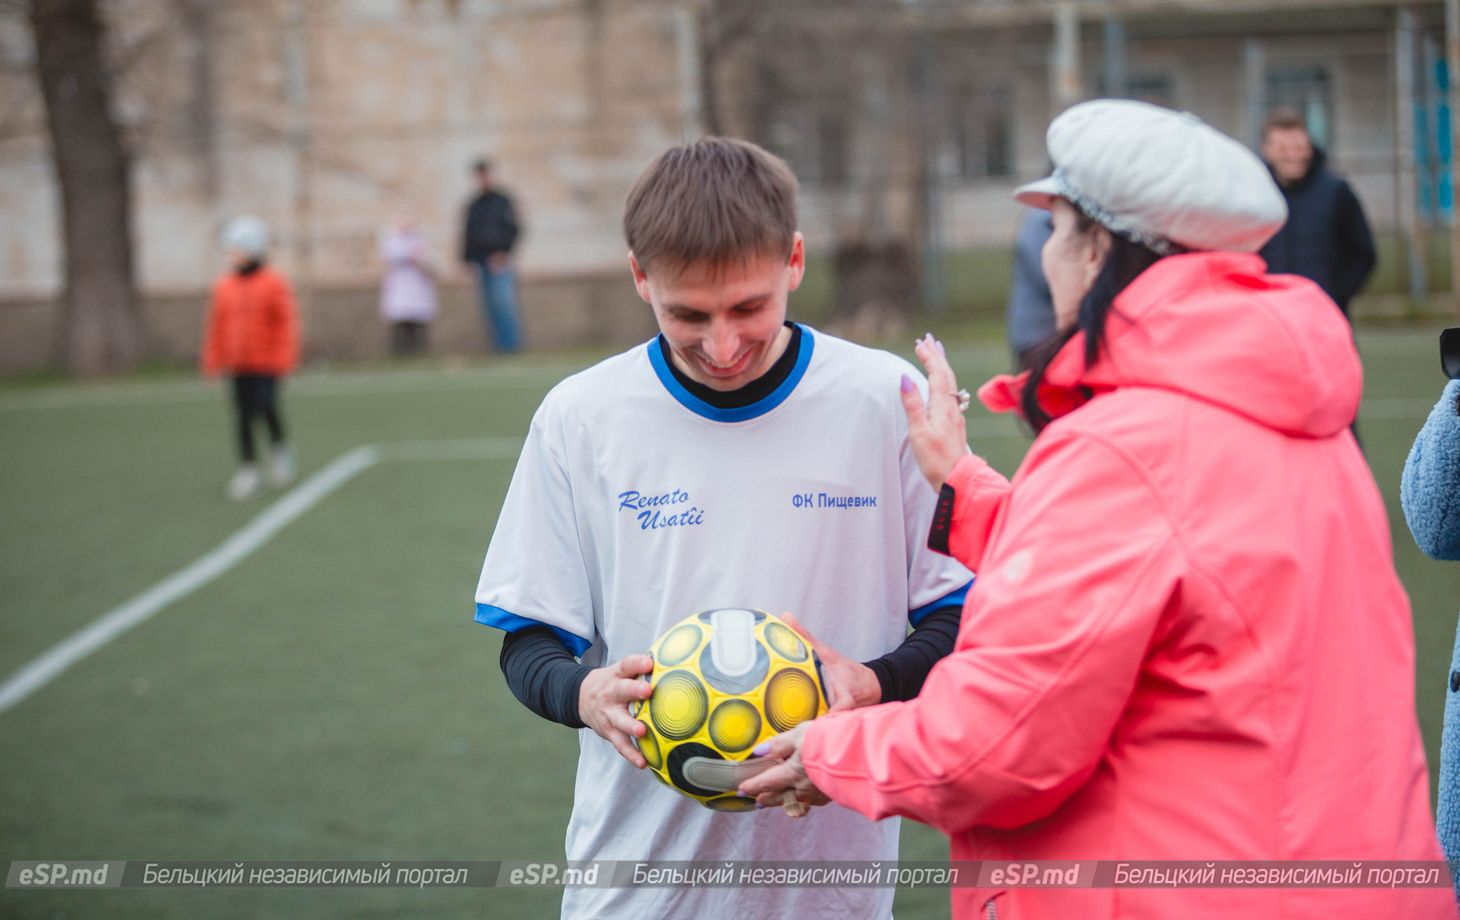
900,22,1414,255
0,0,697,296
0,0,699,371
0,1,1448,373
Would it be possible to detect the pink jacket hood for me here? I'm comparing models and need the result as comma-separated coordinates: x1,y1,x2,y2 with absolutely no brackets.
980,252,1361,437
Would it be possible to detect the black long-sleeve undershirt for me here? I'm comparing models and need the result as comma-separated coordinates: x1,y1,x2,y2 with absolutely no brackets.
498,627,593,728
863,606,963,704
499,606,963,729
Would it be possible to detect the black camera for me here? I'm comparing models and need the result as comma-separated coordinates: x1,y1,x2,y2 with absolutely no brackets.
1445,327,1460,379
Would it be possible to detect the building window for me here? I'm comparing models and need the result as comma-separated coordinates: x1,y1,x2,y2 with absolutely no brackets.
1266,66,1332,148
815,112,851,187
766,112,809,181
765,106,851,188
1099,73,1175,108
952,86,1013,181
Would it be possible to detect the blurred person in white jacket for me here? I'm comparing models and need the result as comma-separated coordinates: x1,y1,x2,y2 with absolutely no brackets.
378,215,438,356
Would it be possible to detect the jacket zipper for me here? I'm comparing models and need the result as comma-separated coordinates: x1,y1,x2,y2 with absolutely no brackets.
985,895,999,919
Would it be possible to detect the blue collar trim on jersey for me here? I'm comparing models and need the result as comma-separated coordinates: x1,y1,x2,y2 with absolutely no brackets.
647,323,815,423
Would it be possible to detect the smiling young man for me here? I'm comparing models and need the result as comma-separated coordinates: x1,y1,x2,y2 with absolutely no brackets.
473,137,973,919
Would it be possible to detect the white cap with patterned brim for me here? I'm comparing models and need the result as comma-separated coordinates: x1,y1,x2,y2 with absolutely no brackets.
1015,99,1287,255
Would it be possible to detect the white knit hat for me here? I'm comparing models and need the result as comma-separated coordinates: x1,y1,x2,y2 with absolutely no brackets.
1015,99,1287,254
221,216,270,257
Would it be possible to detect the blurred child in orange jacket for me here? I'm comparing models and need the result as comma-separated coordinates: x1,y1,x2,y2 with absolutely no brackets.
201,216,300,500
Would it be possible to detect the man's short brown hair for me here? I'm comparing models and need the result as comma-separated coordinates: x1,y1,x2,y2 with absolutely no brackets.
1262,108,1309,139
624,136,799,276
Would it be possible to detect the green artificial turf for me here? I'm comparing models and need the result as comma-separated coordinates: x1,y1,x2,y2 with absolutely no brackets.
0,324,1454,919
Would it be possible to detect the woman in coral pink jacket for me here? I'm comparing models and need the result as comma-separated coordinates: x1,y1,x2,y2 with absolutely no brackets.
743,100,1456,919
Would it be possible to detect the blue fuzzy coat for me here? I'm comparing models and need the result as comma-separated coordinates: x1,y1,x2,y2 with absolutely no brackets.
1402,379,1460,899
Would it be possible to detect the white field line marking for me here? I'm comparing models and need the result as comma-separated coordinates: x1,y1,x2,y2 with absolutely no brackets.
0,364,1439,423
0,438,521,715
0,368,578,412
21,397,1341,717
374,437,524,462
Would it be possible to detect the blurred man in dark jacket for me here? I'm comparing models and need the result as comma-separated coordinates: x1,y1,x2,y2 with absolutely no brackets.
461,159,522,351
1258,109,1376,319
1006,208,1055,371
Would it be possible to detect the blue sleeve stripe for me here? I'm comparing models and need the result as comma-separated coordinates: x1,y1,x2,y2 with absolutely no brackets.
909,579,973,626
474,603,593,658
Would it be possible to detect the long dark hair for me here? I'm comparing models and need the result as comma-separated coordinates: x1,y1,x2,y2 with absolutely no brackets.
1020,211,1171,432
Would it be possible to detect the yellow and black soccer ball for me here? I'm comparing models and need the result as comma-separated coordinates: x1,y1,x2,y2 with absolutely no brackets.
632,608,827,811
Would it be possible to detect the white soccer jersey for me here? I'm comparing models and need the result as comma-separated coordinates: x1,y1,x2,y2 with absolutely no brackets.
475,325,973,920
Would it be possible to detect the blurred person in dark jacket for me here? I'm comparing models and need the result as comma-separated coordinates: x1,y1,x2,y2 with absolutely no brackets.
1258,109,1376,318
1006,208,1055,371
461,159,522,352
